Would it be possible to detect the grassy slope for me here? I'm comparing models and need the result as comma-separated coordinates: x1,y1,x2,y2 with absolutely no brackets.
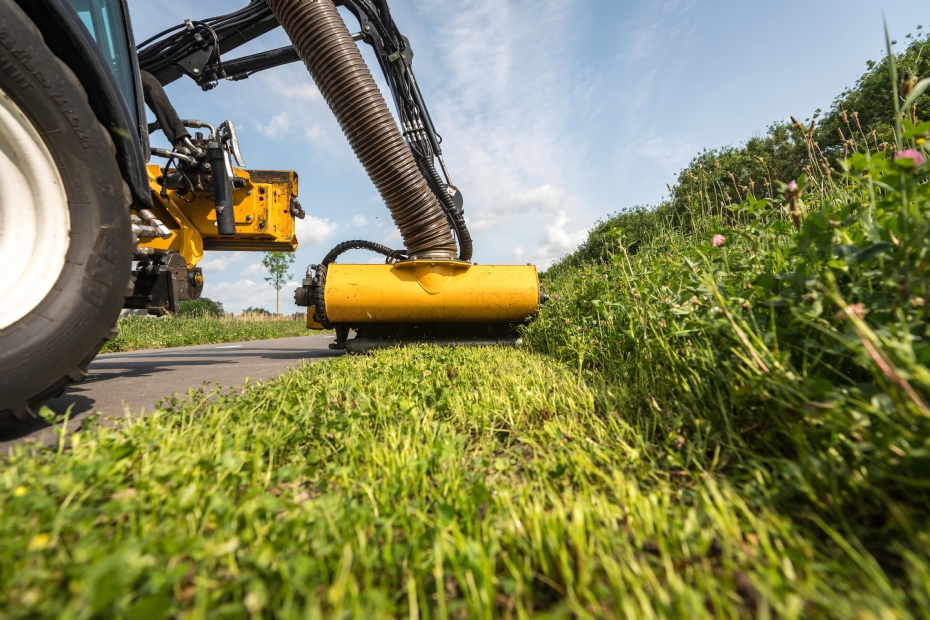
0,346,897,619
100,315,311,353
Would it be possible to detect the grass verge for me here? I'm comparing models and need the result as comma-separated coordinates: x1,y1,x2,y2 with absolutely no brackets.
1,346,921,618
100,314,312,353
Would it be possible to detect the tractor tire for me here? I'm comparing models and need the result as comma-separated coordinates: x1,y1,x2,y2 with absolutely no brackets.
0,0,134,423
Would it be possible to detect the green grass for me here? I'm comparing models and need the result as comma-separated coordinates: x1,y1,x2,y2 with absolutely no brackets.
4,27,930,620
519,123,930,613
99,314,312,353
3,346,914,618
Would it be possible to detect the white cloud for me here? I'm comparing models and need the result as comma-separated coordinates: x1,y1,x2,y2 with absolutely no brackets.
638,137,697,167
296,214,339,244
257,112,292,139
240,263,266,277
351,214,369,226
267,74,322,102
382,228,402,244
469,184,567,232
198,258,228,272
204,279,274,313
203,276,304,315
530,211,589,267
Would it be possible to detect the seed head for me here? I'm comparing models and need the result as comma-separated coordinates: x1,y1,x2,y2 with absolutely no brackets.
900,70,915,100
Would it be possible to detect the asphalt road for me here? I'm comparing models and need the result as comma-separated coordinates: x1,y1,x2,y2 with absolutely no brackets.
0,335,343,446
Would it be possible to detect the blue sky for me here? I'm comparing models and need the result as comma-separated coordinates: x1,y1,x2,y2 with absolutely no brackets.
129,0,928,314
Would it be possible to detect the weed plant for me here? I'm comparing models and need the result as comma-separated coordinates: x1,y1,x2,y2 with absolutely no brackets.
100,312,311,353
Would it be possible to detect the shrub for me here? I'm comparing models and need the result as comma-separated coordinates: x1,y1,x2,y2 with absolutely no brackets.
178,297,224,317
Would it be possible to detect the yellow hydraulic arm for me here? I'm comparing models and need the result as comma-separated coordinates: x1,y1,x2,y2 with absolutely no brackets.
139,164,301,270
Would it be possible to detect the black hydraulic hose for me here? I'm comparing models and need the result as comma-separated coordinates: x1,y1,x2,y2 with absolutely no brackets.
421,158,472,261
207,143,237,235
140,71,189,147
311,239,408,328
312,265,331,328
265,0,458,260
321,239,408,266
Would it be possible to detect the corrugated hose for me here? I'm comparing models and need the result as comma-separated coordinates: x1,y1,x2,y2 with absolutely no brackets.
265,0,459,260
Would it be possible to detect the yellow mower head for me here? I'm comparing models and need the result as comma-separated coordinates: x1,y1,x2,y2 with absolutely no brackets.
298,260,545,351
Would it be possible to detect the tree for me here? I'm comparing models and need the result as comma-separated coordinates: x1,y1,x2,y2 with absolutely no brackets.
178,297,224,317
242,306,271,316
261,251,295,316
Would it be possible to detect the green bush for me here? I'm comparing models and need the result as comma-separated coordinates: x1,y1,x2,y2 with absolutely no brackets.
178,297,225,317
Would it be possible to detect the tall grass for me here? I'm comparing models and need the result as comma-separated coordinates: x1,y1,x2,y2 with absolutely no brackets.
524,79,930,609
100,312,311,353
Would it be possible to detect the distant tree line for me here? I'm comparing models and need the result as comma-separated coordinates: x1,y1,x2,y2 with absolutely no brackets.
178,297,224,316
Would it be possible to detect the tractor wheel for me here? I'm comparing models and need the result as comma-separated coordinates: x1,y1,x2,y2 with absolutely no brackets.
0,0,134,423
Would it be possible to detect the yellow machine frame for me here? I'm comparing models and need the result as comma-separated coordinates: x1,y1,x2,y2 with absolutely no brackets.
139,164,300,270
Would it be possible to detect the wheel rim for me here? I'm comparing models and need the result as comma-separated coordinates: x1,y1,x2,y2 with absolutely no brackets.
0,89,70,330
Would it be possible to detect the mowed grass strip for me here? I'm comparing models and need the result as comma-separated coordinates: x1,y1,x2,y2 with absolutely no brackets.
100,314,311,353
0,346,895,619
